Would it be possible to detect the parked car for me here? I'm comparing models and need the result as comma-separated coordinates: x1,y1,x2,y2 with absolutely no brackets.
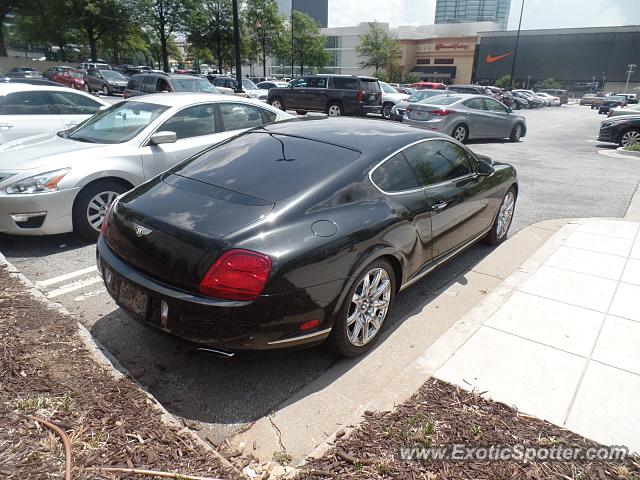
404,94,526,143
539,88,568,104
608,103,640,117
77,62,111,71
390,89,447,121
409,81,447,90
256,80,289,90
486,86,514,107
0,77,62,87
268,74,382,116
0,94,292,238
598,95,626,114
6,67,43,79
536,92,561,106
580,93,596,105
395,86,416,95
51,69,86,90
513,89,548,107
591,92,608,109
96,117,518,357
379,81,409,120
85,69,129,95
124,73,222,98
598,115,640,147
614,93,638,105
0,83,108,144
448,84,493,95
44,66,73,80
239,78,269,101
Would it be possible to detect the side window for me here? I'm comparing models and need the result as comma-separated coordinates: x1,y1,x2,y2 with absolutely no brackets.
291,78,307,88
0,91,53,115
331,77,359,89
128,77,140,90
403,140,473,186
485,98,507,112
370,153,420,193
306,77,327,88
158,104,216,140
463,98,486,110
262,109,277,123
141,77,157,93
219,103,265,131
48,91,102,115
157,78,170,92
87,70,97,77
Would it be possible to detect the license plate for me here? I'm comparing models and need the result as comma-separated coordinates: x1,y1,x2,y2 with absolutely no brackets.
118,280,148,319
412,110,430,120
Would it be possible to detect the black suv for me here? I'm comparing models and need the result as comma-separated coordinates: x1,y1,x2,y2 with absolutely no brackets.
267,75,381,116
124,73,219,98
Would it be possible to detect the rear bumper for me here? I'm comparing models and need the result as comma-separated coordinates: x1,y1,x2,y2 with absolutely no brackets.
96,236,337,352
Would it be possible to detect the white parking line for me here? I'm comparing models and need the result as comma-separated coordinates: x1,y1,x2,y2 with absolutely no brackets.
37,266,97,288
45,276,103,299
73,288,107,302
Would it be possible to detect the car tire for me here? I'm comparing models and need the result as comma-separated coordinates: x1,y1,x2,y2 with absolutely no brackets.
73,180,130,240
620,129,640,147
85,84,91,93
484,186,517,246
269,97,285,111
509,123,524,142
382,102,393,120
452,123,469,143
102,85,109,96
327,258,396,358
326,102,343,117
295,110,307,116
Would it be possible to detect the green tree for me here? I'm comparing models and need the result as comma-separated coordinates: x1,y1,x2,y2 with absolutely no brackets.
188,0,234,74
245,0,283,77
495,74,512,89
69,0,128,62
282,11,327,76
135,0,194,72
539,77,561,90
0,0,26,56
356,22,401,77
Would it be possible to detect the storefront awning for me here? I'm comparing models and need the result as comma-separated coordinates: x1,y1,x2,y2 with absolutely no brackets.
410,66,457,78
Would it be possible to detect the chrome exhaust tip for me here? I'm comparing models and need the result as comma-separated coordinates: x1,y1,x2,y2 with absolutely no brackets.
194,347,235,358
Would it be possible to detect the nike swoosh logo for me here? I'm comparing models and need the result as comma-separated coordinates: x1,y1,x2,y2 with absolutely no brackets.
486,52,513,63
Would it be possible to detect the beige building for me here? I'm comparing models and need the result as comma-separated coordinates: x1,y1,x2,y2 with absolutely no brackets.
399,36,478,84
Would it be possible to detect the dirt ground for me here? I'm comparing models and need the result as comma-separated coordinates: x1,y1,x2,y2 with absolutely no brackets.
300,378,640,479
0,264,240,480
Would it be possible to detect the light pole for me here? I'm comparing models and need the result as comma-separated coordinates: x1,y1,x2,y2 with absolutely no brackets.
232,0,243,93
291,5,295,77
625,64,636,94
508,0,524,90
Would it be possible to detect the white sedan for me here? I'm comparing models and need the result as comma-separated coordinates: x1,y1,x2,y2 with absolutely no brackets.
0,83,109,144
0,93,292,238
535,92,561,106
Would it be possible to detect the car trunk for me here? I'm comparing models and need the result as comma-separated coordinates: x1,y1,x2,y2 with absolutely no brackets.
106,173,274,291
359,78,382,106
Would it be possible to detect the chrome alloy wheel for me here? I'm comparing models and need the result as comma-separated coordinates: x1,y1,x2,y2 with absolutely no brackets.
346,268,391,347
327,104,342,117
621,130,640,147
453,125,467,142
271,99,283,110
87,191,118,231
496,191,515,239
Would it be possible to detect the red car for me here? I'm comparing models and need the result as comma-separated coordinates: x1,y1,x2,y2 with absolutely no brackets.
52,69,86,90
409,81,447,90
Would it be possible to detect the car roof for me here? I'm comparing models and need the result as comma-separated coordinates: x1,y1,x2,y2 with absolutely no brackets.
125,92,276,108
0,83,67,93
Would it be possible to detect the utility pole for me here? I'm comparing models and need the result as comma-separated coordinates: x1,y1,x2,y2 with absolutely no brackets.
290,4,295,78
232,0,243,93
625,64,636,94
508,0,524,91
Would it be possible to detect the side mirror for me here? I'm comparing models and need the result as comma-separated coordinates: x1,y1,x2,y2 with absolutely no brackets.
506,107,512,113
477,159,494,177
149,131,177,145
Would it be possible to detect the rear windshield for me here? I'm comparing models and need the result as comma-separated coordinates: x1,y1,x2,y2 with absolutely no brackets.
172,132,361,202
171,78,218,93
361,79,381,93
420,95,461,105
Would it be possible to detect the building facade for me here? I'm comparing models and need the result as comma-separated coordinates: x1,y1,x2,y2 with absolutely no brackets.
475,26,640,91
276,0,328,27
435,0,511,30
400,36,478,84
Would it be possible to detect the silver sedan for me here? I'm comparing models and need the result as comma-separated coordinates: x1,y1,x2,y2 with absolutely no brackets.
0,93,292,238
403,94,527,143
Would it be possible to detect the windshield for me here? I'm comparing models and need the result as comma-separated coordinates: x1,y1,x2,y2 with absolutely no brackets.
407,90,444,102
380,82,398,94
242,78,258,90
66,101,168,144
69,72,84,78
608,96,625,101
101,70,126,80
172,78,218,93
420,95,461,105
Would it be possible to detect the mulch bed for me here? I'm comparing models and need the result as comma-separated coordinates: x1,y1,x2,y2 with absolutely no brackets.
0,264,240,479
300,379,640,479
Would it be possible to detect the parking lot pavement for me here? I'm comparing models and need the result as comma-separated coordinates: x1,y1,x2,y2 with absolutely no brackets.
1,103,639,444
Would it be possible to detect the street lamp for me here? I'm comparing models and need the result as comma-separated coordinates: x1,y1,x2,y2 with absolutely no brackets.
625,64,637,94
508,0,525,90
232,0,243,93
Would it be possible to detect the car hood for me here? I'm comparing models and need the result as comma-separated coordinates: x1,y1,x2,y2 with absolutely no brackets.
0,133,116,171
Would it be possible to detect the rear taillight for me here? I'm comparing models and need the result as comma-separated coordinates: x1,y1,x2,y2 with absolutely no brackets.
356,90,365,102
101,204,112,237
198,249,272,301
429,109,454,116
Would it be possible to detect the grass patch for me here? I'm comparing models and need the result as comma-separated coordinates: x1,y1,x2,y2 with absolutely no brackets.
623,143,640,152
14,394,72,414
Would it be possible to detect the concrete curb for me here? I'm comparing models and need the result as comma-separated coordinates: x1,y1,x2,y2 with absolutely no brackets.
625,180,640,222
0,252,241,477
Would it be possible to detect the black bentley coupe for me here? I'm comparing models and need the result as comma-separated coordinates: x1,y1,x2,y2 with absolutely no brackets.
97,117,518,357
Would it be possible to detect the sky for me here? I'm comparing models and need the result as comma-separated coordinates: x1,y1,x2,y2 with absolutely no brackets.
328,0,640,30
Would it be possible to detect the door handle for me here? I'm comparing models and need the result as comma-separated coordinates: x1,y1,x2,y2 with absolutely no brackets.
63,121,79,127
431,201,448,211
0,123,14,129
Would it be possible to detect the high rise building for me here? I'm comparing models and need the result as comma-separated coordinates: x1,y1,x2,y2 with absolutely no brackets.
434,0,511,30
276,0,328,28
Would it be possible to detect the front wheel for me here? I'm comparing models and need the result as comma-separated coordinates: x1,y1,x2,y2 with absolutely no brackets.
382,103,393,120
620,129,640,147
452,123,469,143
509,124,523,142
73,181,129,240
326,102,343,117
327,259,396,357
269,98,285,111
484,186,517,246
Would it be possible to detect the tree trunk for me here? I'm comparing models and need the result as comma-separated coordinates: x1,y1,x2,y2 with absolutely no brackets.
90,38,98,62
0,23,7,57
216,38,223,74
262,45,267,78
160,32,169,72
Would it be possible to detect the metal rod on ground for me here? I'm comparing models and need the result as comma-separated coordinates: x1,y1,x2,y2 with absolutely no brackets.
625,64,636,94
232,0,243,94
508,0,525,90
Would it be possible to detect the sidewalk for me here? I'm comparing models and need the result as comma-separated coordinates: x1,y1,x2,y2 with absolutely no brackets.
433,219,640,453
